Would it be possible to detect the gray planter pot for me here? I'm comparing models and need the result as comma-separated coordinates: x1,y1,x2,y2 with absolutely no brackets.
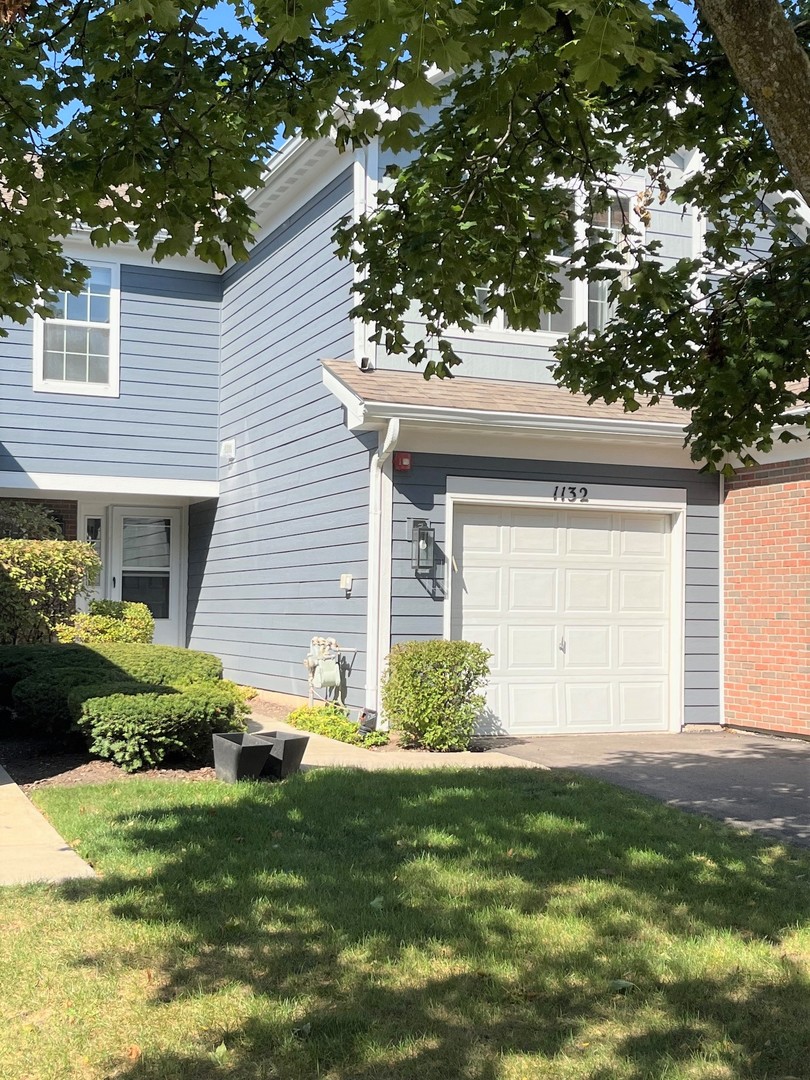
212,730,309,783
256,730,309,780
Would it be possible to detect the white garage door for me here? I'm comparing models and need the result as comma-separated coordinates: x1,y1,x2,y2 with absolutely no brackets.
450,504,673,735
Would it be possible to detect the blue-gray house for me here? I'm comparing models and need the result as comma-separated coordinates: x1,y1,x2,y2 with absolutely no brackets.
0,135,729,735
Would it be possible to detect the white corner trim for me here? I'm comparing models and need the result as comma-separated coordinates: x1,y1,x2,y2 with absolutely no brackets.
365,422,399,711
443,476,687,734
718,471,726,727
0,471,219,499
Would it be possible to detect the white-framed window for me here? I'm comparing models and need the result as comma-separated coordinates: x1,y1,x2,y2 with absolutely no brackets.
470,191,635,341
33,261,121,397
587,194,632,333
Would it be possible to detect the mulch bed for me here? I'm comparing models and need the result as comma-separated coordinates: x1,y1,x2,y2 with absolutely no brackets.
0,736,216,791
1,698,294,792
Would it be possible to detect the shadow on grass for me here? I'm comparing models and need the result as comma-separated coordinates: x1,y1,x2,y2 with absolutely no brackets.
54,768,810,1079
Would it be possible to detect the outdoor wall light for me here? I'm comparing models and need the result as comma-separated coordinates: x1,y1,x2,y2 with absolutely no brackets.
410,519,435,571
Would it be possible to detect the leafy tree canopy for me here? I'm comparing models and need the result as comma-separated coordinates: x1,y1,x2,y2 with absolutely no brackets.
2,0,810,466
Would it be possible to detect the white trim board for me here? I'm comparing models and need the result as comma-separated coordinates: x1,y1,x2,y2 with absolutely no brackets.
443,476,687,734
0,471,219,500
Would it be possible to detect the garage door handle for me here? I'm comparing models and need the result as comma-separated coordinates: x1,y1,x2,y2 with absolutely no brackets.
558,638,566,653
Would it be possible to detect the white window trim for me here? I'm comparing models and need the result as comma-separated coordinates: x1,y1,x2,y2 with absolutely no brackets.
443,476,687,735
32,259,121,398
465,185,643,344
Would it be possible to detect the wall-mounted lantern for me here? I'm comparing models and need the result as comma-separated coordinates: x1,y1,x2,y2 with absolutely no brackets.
410,519,435,571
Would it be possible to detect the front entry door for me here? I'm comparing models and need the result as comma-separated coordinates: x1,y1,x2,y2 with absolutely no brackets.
109,509,183,646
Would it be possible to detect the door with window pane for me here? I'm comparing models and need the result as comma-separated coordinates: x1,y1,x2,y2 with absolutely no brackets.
110,509,183,645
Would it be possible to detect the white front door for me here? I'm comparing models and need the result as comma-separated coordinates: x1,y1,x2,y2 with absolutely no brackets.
109,508,184,646
451,504,673,735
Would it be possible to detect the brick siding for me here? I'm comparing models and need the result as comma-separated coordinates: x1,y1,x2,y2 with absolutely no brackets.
724,458,810,738
0,497,78,540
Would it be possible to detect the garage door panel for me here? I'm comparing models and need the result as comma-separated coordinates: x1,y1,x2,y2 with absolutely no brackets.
461,567,502,612
619,682,668,729
460,514,504,555
565,514,613,555
564,625,611,668
508,684,560,734
565,569,612,611
619,570,667,613
509,567,556,611
565,682,613,729
511,513,559,555
618,626,667,668
619,515,669,556
468,625,500,665
508,625,558,669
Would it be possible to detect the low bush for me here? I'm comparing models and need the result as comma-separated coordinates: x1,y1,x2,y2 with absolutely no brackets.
381,639,491,751
0,642,225,735
12,671,124,736
0,539,101,643
0,500,64,540
286,703,389,747
76,684,249,771
55,601,155,644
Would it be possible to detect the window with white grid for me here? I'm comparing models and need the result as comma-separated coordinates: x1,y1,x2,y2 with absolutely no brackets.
33,262,120,397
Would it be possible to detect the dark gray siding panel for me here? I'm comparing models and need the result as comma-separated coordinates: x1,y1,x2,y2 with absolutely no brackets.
0,265,220,481
390,456,721,726
187,168,376,704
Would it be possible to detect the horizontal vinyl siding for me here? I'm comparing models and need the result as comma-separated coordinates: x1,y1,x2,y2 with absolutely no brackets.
187,168,375,705
0,265,220,481
390,456,721,727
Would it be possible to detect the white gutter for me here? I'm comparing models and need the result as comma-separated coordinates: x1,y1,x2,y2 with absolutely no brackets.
365,418,400,714
359,400,686,439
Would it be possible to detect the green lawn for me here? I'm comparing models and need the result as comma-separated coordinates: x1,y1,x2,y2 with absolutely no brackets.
1,769,809,1080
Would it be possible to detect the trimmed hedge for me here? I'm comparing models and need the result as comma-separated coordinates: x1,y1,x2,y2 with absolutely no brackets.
285,704,389,747
75,684,249,771
0,643,222,700
1,642,225,736
381,639,491,751
55,600,155,644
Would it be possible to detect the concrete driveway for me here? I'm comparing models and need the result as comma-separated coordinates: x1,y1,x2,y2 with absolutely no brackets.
485,729,810,848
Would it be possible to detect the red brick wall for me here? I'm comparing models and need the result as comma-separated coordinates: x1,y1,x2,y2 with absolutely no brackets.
724,458,810,738
0,497,78,540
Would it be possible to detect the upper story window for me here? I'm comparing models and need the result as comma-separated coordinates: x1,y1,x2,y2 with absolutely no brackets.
470,193,633,341
587,195,632,333
33,261,120,397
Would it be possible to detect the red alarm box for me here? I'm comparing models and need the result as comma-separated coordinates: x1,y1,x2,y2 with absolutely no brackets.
393,451,412,472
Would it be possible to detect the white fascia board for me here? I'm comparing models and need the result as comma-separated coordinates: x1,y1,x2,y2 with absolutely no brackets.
0,471,219,500
63,229,211,273
356,400,684,441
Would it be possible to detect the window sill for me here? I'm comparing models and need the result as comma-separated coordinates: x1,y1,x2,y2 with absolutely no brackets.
33,379,120,399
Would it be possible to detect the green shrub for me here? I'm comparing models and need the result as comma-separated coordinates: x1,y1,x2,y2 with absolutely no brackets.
55,601,155,644
0,642,224,732
285,703,389,747
76,684,250,771
0,500,63,540
0,539,101,643
381,639,491,751
12,670,120,735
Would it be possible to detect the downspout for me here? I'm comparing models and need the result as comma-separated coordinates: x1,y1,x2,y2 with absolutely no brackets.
365,417,400,711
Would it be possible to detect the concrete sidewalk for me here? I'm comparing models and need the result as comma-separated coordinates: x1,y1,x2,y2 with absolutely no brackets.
0,764,95,886
248,715,546,771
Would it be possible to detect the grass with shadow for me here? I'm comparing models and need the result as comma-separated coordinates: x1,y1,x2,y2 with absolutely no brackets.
1,768,809,1079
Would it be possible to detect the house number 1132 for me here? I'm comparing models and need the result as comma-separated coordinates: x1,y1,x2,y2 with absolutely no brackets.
553,485,589,502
